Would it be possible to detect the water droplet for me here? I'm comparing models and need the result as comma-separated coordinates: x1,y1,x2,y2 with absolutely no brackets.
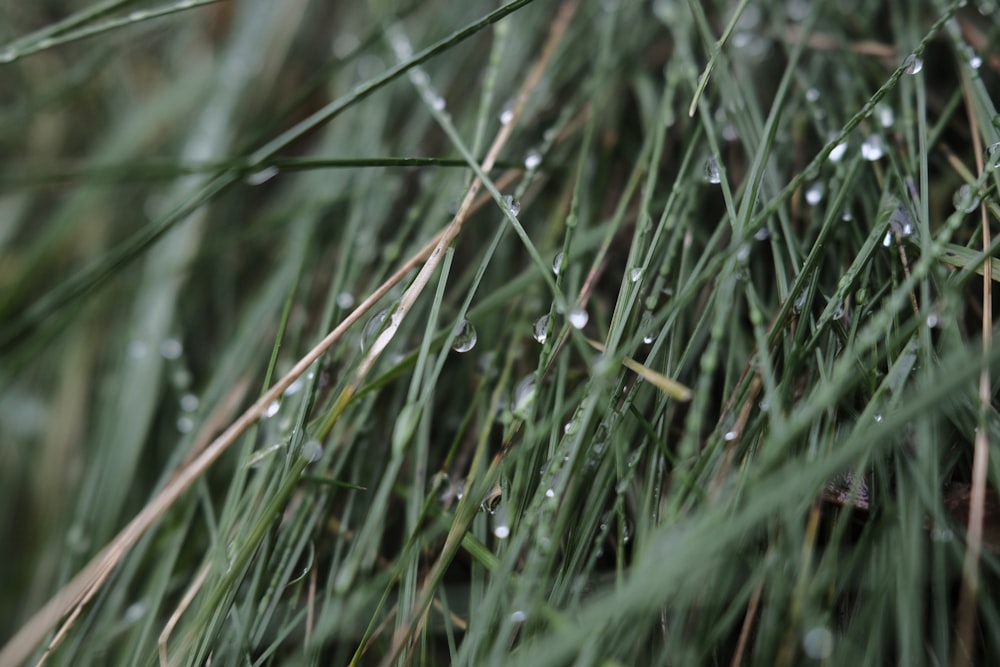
861,135,885,161
128,340,149,359
552,252,563,275
336,291,355,309
180,393,200,412
545,487,556,499
805,183,824,205
302,440,324,462
874,413,883,423
953,184,981,213
361,308,389,352
629,267,643,283
499,101,514,125
568,307,589,329
970,55,983,69
524,149,542,170
429,94,446,111
903,53,923,75
510,610,527,623
721,124,738,142
888,201,914,238
263,400,280,418
513,373,537,416
882,231,893,247
802,626,834,659
124,602,146,623
160,338,183,360
703,156,721,184
724,431,737,441
533,315,551,343
503,195,520,216
988,141,1000,164
452,319,478,352
643,333,656,344
926,313,938,328
563,420,576,435
877,104,895,128
805,87,820,102
245,166,279,186
829,140,848,163
842,211,854,221
494,523,510,539
176,416,194,433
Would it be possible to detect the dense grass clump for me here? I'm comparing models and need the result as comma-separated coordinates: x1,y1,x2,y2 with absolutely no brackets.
2,1,1000,665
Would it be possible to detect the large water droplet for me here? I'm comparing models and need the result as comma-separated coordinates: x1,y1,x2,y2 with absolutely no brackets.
263,400,280,419
703,156,721,184
361,308,389,352
903,53,923,75
533,315,551,344
301,440,324,463
568,307,589,329
552,252,563,275
953,184,981,213
629,267,643,283
452,319,478,352
180,393,200,412
510,610,527,623
861,135,885,161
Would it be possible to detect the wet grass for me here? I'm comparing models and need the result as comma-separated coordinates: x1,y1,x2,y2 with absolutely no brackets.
2,0,1000,665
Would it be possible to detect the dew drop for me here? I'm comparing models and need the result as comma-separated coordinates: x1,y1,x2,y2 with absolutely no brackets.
568,307,589,329
245,166,279,186
336,291,355,309
513,373,537,416
953,184,981,213
429,94,446,111
926,313,938,328
263,400,280,419
874,413,883,423
643,333,656,344
524,149,542,170
882,231,893,247
805,87,820,102
302,440,324,462
494,523,510,539
861,135,885,161
361,308,389,352
499,101,514,125
724,430,737,441
159,338,183,360
903,53,923,75
802,626,834,659
128,340,149,359
503,194,520,216
703,156,721,184
451,319,478,353
629,267,643,283
552,251,563,275
805,183,824,205
176,416,194,433
877,104,895,128
533,315,551,344
988,141,1000,164
285,378,304,396
754,227,771,241
829,140,848,163
180,393,200,412
124,602,146,623
510,610,527,623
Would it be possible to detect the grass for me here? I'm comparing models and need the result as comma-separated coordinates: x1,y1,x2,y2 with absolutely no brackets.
2,0,1000,665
